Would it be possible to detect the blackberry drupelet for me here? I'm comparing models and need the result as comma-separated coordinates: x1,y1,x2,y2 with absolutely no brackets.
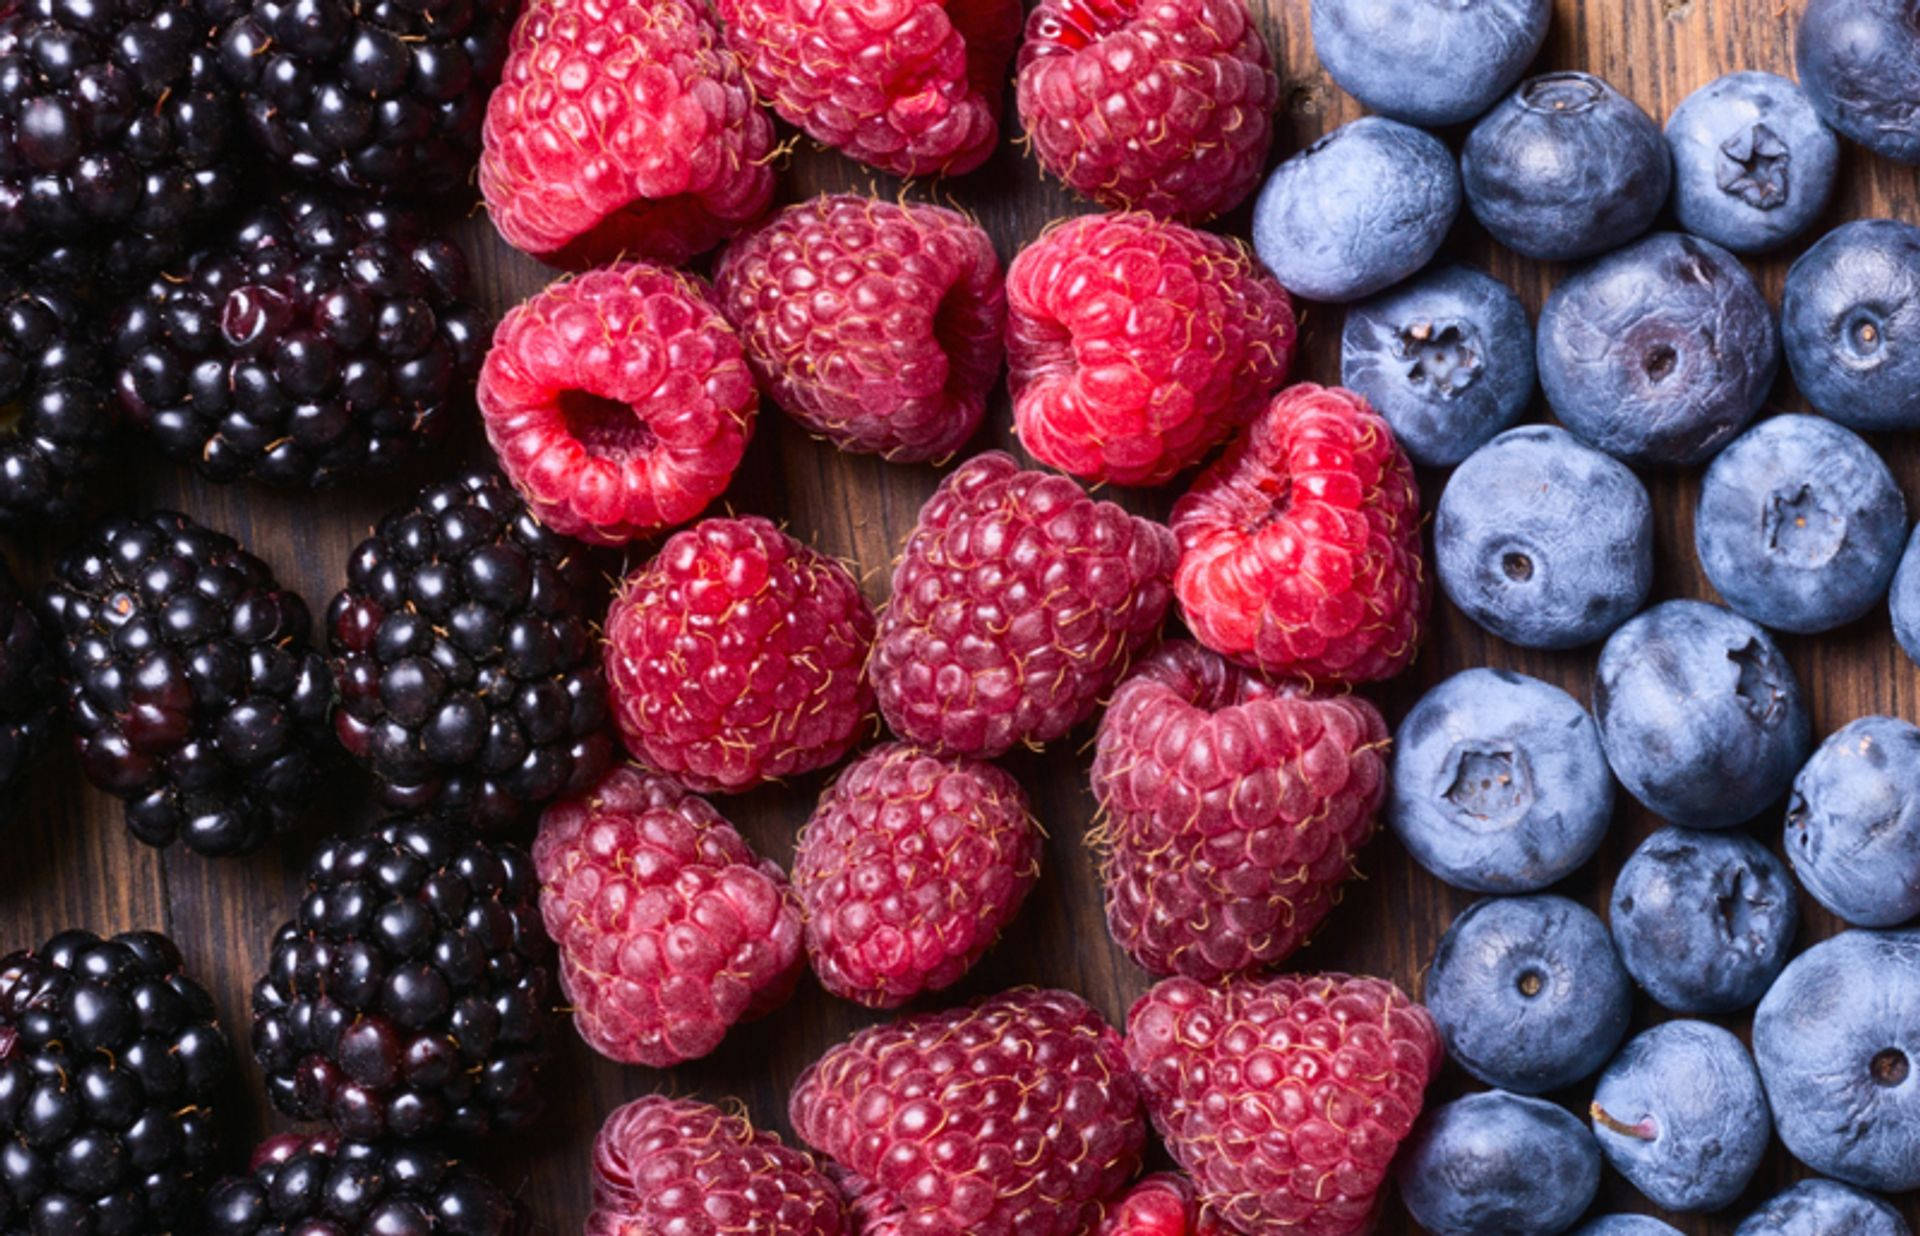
0,559,51,803
112,191,486,488
250,816,559,1141
328,471,612,831
0,276,113,527
0,930,232,1233
203,1133,527,1234
41,510,332,856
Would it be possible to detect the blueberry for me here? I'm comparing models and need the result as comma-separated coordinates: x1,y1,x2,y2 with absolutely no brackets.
1424,894,1631,1093
1461,72,1670,262
1308,0,1550,127
1735,1178,1912,1236
1538,232,1779,467
1434,425,1653,649
1341,265,1535,467
1785,715,1920,927
1608,826,1798,1014
1753,929,1920,1192
1798,0,1920,163
1593,600,1811,830
1574,1220,1684,1236
1891,526,1920,666
1396,1090,1601,1236
1590,1020,1771,1212
1390,669,1614,892
1666,71,1840,253
1781,220,1920,431
1251,117,1461,303
1695,414,1907,634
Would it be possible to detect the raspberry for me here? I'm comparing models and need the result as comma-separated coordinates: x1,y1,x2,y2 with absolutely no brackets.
789,988,1145,1236
716,0,1021,177
587,1097,847,1236
1007,213,1294,487
1091,640,1387,980
480,0,776,269
1016,0,1277,221
1172,383,1427,683
479,264,757,547
1095,1174,1229,1236
793,741,1042,1007
872,451,1177,758
532,766,804,1067
713,194,1007,461
1125,973,1442,1236
605,516,875,794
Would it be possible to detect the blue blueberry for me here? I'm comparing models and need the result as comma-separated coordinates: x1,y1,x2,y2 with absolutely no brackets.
1753,929,1920,1192
1574,1220,1684,1236
1424,894,1631,1094
1461,72,1670,262
1666,71,1840,254
1590,1020,1771,1213
1593,600,1811,830
1390,669,1614,892
1798,0,1920,163
1251,117,1461,303
1695,414,1907,634
1781,220,1920,431
1891,526,1920,666
1340,266,1535,468
1308,0,1549,127
1786,715,1920,927
1538,232,1779,467
1608,826,1798,1014
1396,1090,1601,1236
1434,425,1653,649
1736,1179,1912,1236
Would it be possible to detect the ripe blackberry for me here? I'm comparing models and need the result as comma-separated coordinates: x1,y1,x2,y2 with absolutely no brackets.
0,276,113,527
0,560,52,803
329,471,612,832
250,816,560,1141
112,191,486,488
203,1132,527,1234
42,510,332,857
0,929,233,1233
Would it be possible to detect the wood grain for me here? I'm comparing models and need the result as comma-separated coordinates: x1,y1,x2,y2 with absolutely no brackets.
4,0,1916,1230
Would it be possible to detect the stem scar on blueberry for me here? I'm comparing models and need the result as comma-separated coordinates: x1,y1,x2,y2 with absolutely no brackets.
1590,1102,1658,1141
1873,1048,1910,1086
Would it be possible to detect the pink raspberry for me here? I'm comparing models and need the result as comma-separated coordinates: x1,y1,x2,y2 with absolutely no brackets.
1172,383,1428,683
871,451,1178,758
480,0,777,269
532,766,804,1067
793,741,1042,1007
479,264,757,547
713,194,1007,462
790,988,1146,1236
1096,1174,1229,1236
1017,0,1277,221
1007,213,1294,487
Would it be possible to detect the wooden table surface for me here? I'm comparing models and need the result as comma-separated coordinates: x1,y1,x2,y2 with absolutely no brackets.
6,0,1918,1231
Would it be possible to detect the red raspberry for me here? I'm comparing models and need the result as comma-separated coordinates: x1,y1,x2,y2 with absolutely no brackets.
715,0,1021,177
1016,0,1277,221
713,195,1007,462
604,516,875,794
1172,383,1427,683
1095,1174,1229,1236
1007,213,1294,487
1125,974,1442,1236
587,1096,848,1235
1091,640,1387,980
789,988,1146,1236
480,0,777,269
532,766,804,1067
793,741,1041,1007
479,264,757,547
871,451,1178,758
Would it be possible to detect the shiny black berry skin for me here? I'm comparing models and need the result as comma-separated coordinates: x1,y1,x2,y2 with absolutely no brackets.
250,818,558,1142
41,510,332,856
329,471,612,832
0,930,232,1234
202,1133,527,1235
0,279,113,527
0,560,52,802
111,191,486,488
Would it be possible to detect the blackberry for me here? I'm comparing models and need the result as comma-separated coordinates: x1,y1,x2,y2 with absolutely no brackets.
203,1133,527,1234
0,930,232,1233
111,191,486,488
41,510,332,856
250,816,559,1141
215,0,516,198
0,560,51,802
0,276,113,527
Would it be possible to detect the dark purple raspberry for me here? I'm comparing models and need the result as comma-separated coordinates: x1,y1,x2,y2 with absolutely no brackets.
202,1132,528,1234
